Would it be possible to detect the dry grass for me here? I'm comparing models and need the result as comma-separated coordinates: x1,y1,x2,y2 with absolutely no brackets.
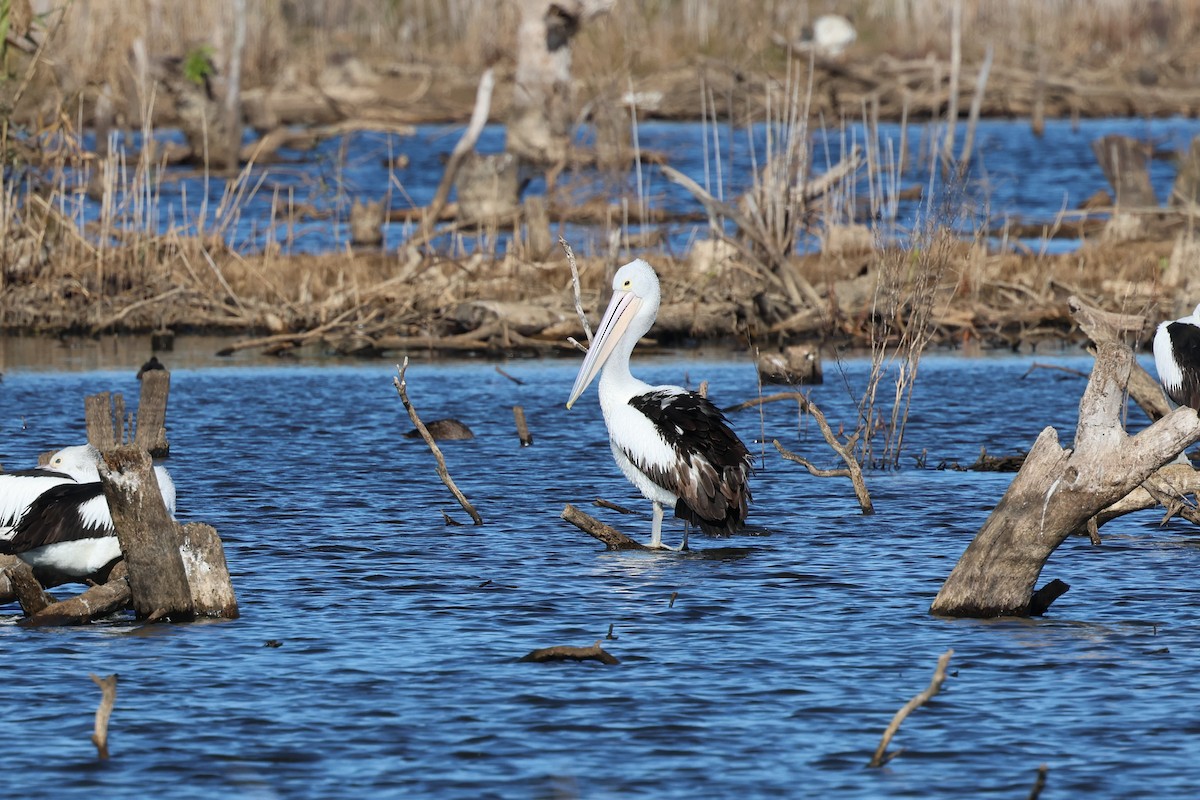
16,0,1200,123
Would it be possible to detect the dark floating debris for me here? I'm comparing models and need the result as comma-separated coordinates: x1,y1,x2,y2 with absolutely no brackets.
405,418,475,441
519,640,620,665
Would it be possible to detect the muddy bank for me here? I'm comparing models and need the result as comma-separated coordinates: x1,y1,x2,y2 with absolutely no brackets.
0,234,1185,360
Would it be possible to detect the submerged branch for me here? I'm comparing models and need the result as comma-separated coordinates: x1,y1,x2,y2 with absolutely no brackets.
90,673,119,760
869,648,954,768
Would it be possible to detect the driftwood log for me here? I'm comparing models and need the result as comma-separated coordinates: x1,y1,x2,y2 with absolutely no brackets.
20,563,133,627
930,300,1200,618
561,503,652,550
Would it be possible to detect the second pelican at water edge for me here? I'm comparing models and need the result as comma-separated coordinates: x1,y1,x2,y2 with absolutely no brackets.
566,258,752,550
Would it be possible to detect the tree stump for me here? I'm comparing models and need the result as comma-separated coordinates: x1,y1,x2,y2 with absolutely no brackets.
1169,135,1200,207
179,523,239,619
98,447,194,620
930,341,1200,618
1090,135,1157,208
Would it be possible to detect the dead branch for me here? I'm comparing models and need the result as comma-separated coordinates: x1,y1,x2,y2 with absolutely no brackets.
1068,294,1168,421
932,340,1200,617
868,648,954,768
90,673,118,760
21,563,132,627
1028,764,1050,800
730,391,872,514
562,236,591,343
513,406,533,446
394,359,482,525
425,67,496,229
519,639,620,665
5,560,56,615
561,503,652,550
1020,362,1088,380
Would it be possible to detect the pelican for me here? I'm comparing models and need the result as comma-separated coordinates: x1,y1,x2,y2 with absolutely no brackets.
799,14,857,58
566,258,752,550
0,445,176,579
1153,303,1200,410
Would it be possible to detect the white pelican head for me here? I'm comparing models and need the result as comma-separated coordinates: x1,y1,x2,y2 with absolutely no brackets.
42,445,102,482
566,258,661,410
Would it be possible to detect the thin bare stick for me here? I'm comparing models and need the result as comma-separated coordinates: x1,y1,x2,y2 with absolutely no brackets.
494,365,525,385
869,648,954,767
562,236,592,343
1027,764,1049,800
732,391,872,513
90,673,119,760
394,359,482,525
1020,362,1088,380
519,639,620,665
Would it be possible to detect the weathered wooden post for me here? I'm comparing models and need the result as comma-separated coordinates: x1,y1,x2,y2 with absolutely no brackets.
179,523,239,618
99,446,194,620
135,369,170,457
85,392,123,449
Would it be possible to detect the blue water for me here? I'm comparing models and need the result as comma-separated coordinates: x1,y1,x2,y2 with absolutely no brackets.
2,346,1197,798
65,117,1200,256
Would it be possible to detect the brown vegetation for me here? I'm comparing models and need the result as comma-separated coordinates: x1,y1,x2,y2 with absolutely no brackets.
1,1,1199,353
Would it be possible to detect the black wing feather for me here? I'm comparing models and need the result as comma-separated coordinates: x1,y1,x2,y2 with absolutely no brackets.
628,389,753,535
0,482,110,554
1167,322,1200,410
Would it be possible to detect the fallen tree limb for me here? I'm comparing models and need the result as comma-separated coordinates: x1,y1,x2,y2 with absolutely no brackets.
561,503,651,550
21,563,132,627
5,560,56,615
519,639,620,665
868,648,954,768
931,340,1200,617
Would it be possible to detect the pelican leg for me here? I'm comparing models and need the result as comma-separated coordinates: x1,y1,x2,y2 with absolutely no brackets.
650,502,664,549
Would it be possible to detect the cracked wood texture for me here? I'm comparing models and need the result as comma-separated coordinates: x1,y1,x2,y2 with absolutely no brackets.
930,341,1200,617
98,446,194,620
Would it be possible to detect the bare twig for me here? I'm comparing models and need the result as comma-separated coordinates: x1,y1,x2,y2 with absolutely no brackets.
394,359,482,525
1027,764,1049,800
90,673,119,760
519,639,619,665
494,365,524,385
562,236,592,344
1020,362,1088,380
869,648,954,767
730,391,872,513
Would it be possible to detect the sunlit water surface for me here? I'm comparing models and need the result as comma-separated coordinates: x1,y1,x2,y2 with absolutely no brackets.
1,343,1197,799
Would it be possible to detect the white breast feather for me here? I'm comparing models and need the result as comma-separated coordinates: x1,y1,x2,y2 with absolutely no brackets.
1154,321,1184,393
